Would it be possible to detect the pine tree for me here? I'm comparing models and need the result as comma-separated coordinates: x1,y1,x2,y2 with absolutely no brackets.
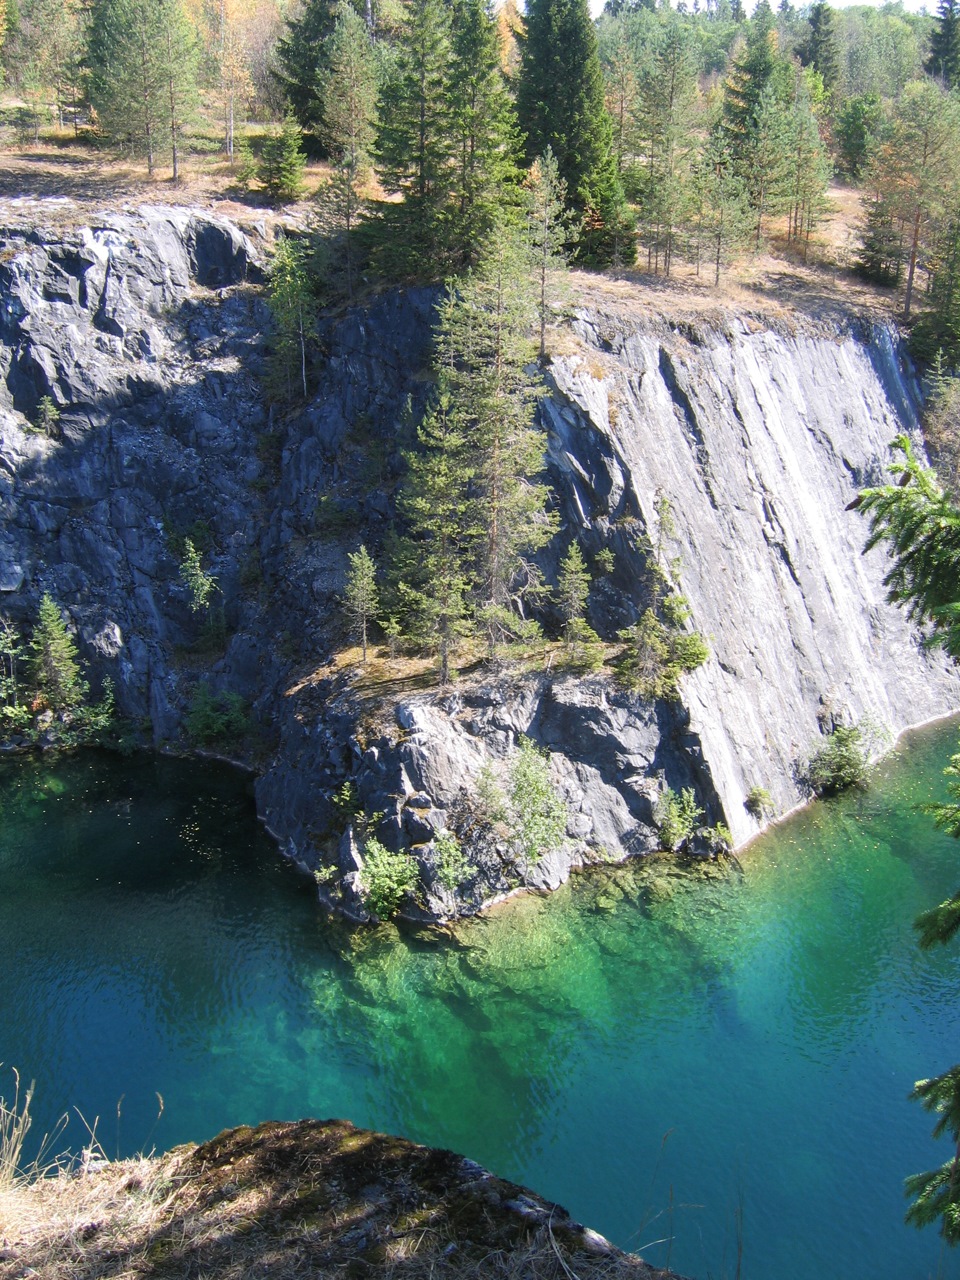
855,193,903,286
525,147,576,362
927,0,960,90
737,84,793,248
785,69,830,256
690,134,752,285
865,80,960,317
634,17,699,276
30,593,84,711
158,0,199,184
372,0,455,277
344,545,378,662
516,0,633,266
447,0,522,270
910,215,960,364
259,112,307,204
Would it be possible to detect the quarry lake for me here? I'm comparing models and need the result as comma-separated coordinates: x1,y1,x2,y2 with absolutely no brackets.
2,724,960,1280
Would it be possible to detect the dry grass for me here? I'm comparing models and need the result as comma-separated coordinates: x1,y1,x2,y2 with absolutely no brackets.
0,1119,685,1280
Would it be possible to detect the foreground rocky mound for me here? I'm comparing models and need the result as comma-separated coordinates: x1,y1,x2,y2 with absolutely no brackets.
0,1119,681,1280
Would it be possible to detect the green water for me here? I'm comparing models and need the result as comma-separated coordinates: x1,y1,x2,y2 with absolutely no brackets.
2,725,960,1280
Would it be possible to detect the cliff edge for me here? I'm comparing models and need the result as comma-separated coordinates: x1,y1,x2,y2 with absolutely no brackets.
0,1119,682,1280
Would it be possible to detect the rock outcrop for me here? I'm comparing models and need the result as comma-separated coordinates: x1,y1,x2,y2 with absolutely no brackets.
0,1117,683,1280
0,207,957,920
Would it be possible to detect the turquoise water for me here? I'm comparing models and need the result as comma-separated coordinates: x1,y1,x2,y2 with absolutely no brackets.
2,726,960,1280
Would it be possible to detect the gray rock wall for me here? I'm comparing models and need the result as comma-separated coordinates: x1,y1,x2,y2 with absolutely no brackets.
0,207,956,919
544,313,960,846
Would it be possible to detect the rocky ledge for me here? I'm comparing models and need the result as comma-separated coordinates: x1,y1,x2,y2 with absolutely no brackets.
0,1119,683,1280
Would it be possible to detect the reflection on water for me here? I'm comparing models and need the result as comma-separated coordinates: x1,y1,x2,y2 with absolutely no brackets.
1,730,960,1280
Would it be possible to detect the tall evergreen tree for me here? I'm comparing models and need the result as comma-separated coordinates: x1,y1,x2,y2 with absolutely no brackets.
88,0,166,171
259,111,307,203
266,233,313,401
525,147,576,361
689,132,752,285
397,383,476,684
437,226,554,651
805,1,840,96
321,0,377,169
516,0,633,265
344,545,378,662
927,0,960,90
634,17,699,275
447,0,522,270
158,0,199,183
785,68,830,255
30,593,84,711
372,0,455,277
865,80,960,317
274,0,336,142
721,0,790,156
856,439,960,1241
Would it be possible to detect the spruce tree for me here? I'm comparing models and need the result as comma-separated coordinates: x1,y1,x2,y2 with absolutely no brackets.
259,112,307,204
266,234,313,401
372,0,455,277
30,593,84,711
516,0,633,266
927,0,960,90
274,0,337,142
87,0,167,172
397,385,476,684
805,1,840,97
721,0,791,160
437,226,554,652
321,0,377,170
447,0,522,270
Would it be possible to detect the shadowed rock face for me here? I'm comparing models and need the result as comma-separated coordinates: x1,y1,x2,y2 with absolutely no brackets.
0,209,956,921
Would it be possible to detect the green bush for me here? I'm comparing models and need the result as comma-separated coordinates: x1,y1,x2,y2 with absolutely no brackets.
615,605,708,698
434,829,471,891
561,617,605,673
474,739,568,866
745,785,773,820
654,787,703,851
510,739,567,863
185,684,248,745
804,724,869,796
359,838,419,919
